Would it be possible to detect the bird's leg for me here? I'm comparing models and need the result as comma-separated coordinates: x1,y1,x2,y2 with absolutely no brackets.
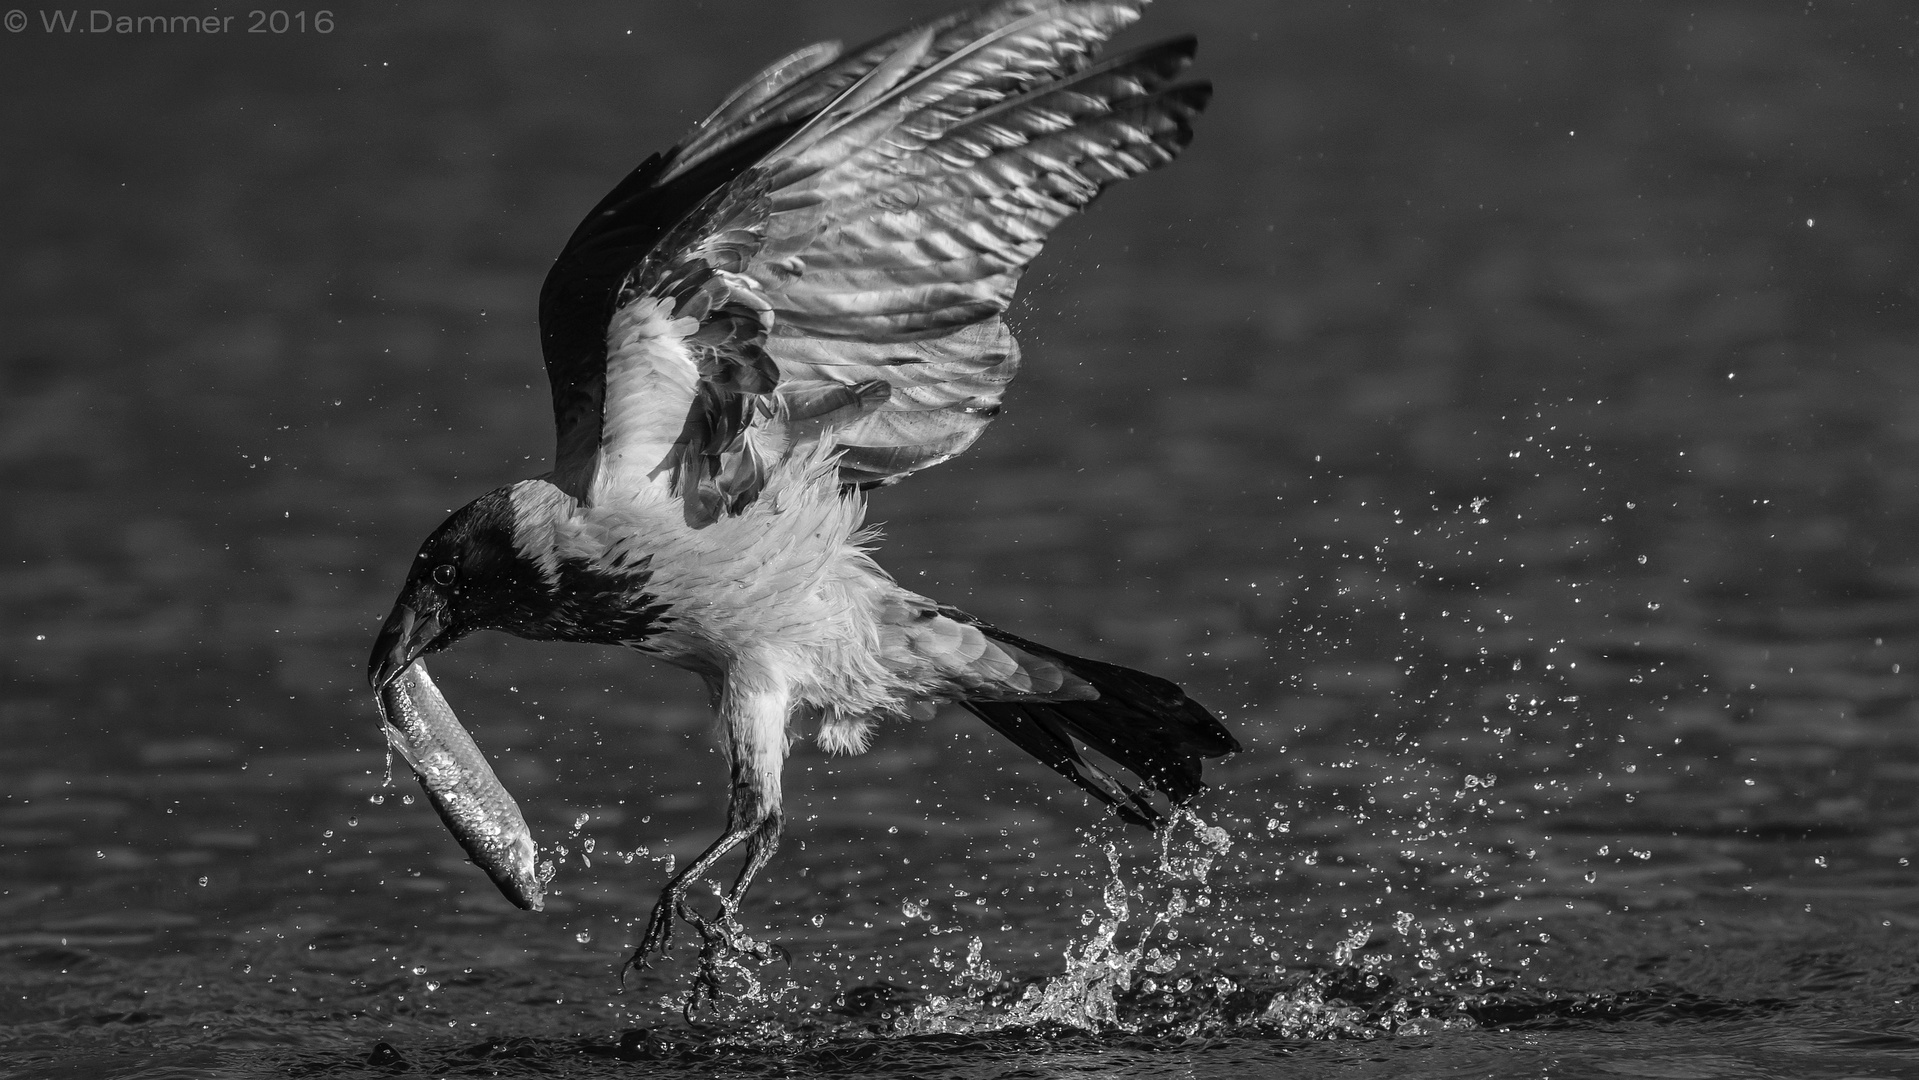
622,676,789,987
681,811,790,1012
717,810,787,960
623,822,757,983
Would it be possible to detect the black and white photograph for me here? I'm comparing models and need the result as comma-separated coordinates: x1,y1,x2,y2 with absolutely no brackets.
3,1,1917,1076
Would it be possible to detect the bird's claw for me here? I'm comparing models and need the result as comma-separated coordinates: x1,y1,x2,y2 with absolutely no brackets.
683,902,783,1015
724,927,789,966
621,887,786,994
618,893,685,987
685,944,726,1021
712,895,792,966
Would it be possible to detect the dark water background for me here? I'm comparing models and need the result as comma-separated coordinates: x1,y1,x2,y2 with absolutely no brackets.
5,1,1919,1076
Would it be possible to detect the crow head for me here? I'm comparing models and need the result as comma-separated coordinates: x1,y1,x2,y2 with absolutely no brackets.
368,485,553,689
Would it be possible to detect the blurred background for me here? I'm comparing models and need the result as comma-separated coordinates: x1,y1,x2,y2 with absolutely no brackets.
3,1,1918,1076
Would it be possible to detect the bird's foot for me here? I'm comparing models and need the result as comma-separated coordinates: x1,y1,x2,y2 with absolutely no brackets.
709,901,789,965
622,886,788,985
682,903,787,1016
619,889,692,987
621,881,790,1007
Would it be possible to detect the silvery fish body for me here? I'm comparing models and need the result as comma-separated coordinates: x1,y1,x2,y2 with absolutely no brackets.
377,660,544,911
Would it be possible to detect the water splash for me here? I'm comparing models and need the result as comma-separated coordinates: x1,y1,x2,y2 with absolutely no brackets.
1258,980,1378,1039
901,807,1231,1034
883,806,1498,1041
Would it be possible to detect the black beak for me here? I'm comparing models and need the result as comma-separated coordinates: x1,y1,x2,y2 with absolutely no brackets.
368,602,448,690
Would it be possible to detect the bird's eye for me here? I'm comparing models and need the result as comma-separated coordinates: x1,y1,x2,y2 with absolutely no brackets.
432,564,456,586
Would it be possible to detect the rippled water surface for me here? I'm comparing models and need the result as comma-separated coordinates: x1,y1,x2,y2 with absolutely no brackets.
5,2,1919,1077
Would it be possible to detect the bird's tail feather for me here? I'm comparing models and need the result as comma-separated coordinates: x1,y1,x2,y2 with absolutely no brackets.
950,615,1241,827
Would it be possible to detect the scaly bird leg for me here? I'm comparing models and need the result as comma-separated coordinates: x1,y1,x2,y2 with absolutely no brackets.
622,822,758,984
719,811,787,959
621,677,790,988
684,811,790,1012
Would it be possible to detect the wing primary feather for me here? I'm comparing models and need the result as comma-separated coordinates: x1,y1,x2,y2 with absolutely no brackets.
943,34,1197,147
687,39,844,145
769,4,1143,187
757,24,940,168
768,8,1059,165
662,8,987,185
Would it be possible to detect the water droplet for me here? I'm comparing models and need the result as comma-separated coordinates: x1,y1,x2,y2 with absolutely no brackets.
368,794,385,805
575,930,592,944
411,966,427,975
810,914,824,928
198,876,209,887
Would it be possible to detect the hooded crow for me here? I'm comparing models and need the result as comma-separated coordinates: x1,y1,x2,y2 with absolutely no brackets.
368,0,1241,979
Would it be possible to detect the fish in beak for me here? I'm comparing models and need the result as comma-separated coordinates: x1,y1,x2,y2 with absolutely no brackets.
377,659,545,911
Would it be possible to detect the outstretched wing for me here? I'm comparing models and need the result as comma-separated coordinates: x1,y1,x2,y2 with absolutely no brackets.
539,0,1209,522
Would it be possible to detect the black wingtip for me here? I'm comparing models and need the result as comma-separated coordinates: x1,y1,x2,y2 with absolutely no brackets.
1165,79,1215,117
1109,32,1200,78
